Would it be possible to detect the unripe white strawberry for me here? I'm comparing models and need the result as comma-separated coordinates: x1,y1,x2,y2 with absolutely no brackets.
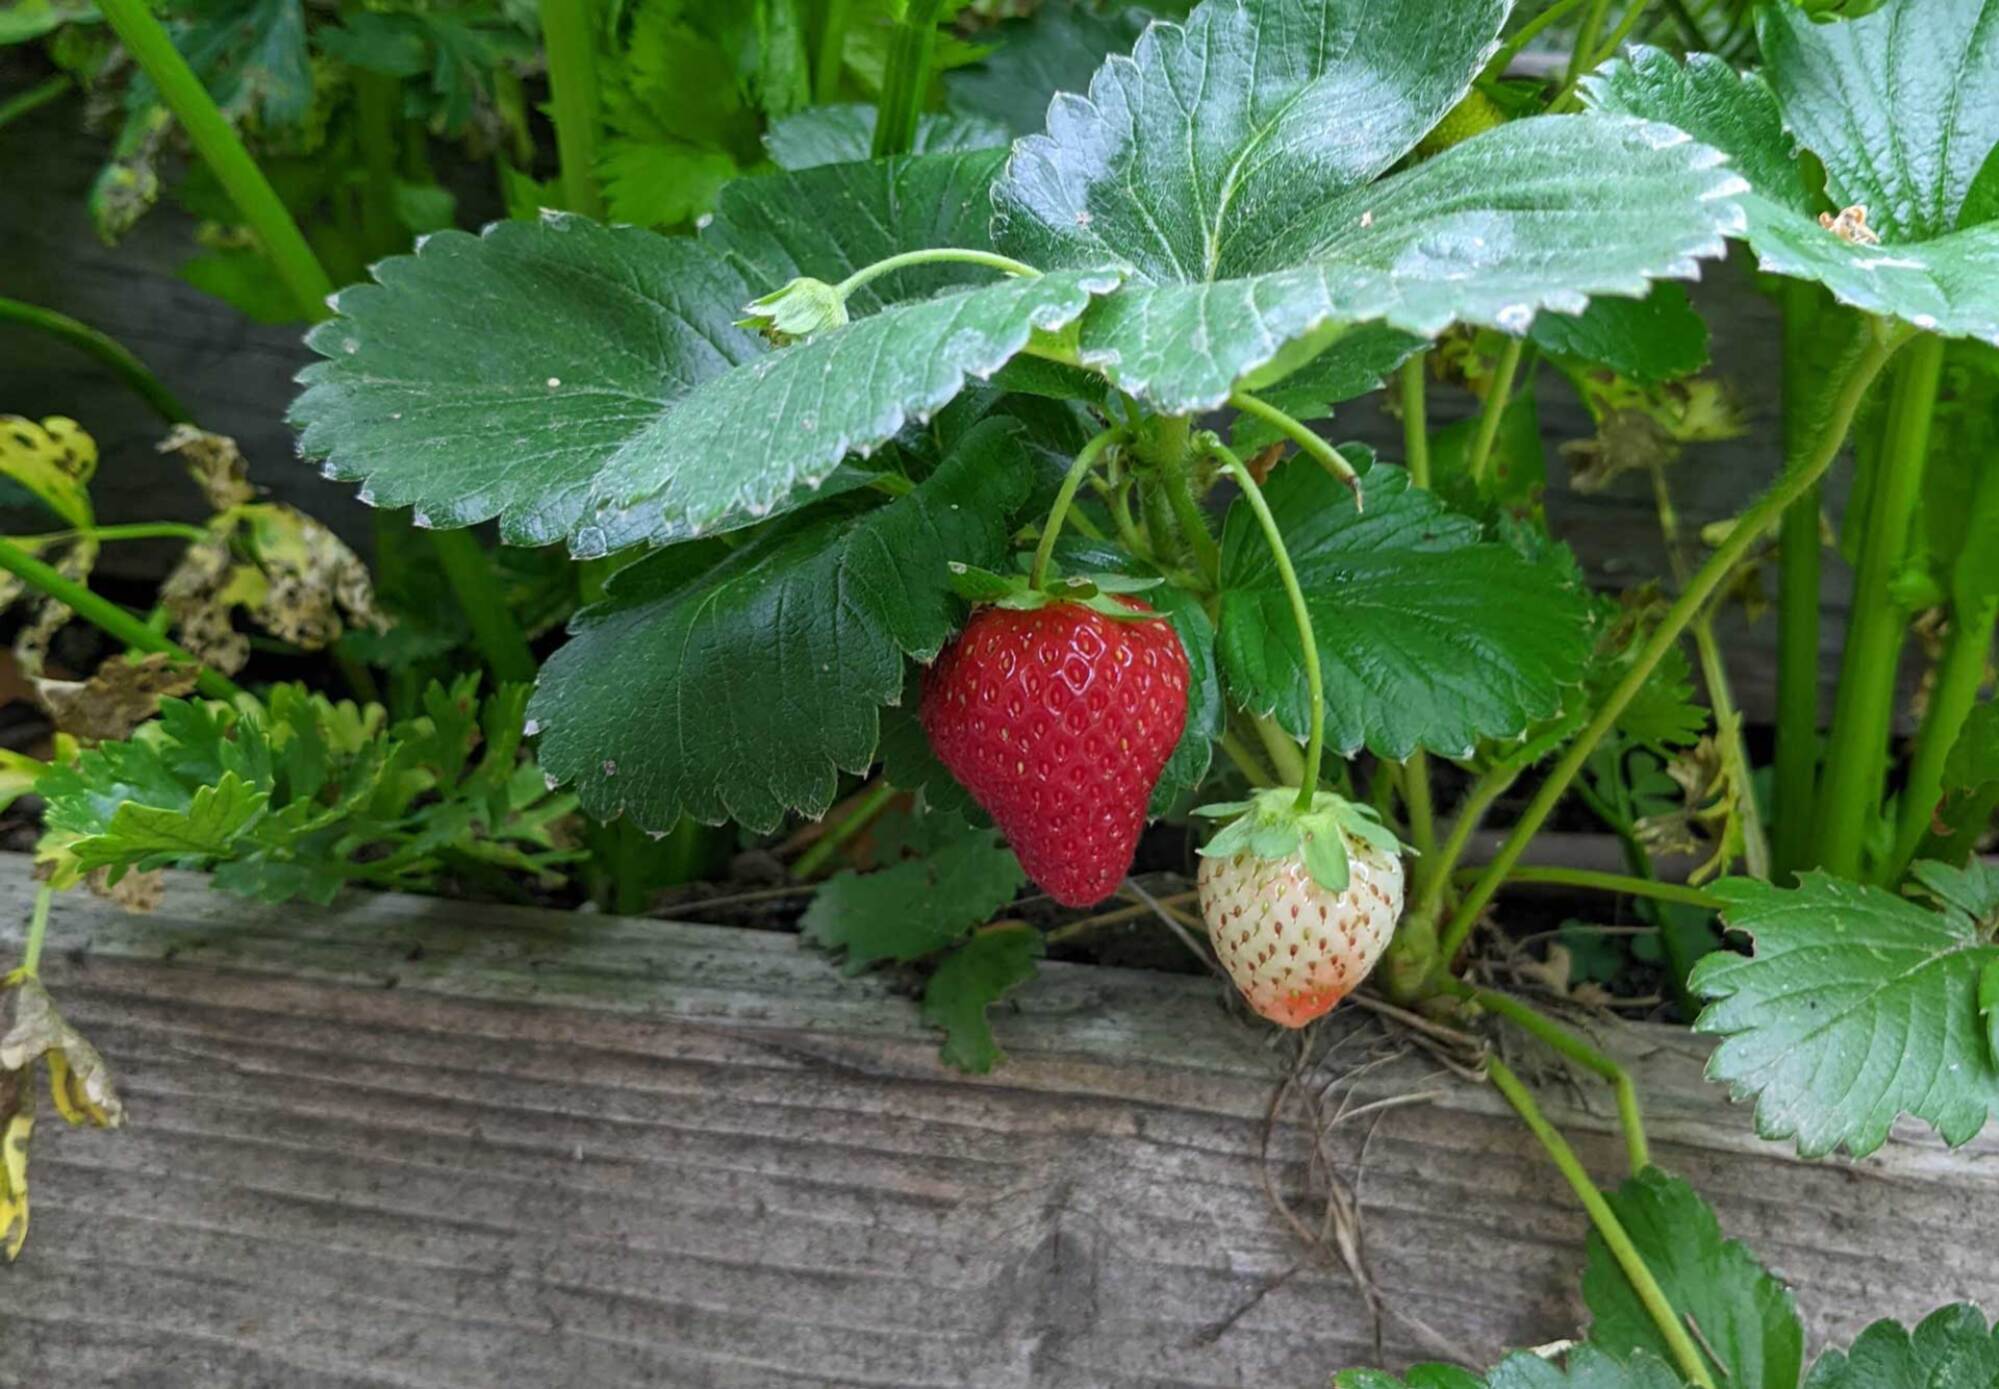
1194,789,1408,1028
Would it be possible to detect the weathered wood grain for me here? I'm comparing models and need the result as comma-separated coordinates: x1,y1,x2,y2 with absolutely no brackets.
0,859,1991,1389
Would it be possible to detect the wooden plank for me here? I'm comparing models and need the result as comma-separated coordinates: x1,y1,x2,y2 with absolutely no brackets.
0,859,1992,1388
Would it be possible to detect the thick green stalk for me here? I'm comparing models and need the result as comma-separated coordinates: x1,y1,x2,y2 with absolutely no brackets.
97,0,333,321
794,780,897,879
1565,0,1617,88
19,885,53,978
815,0,852,101
1466,336,1526,489
1433,323,1905,980
1773,280,1824,877
0,537,243,701
1412,762,1517,926
354,72,401,255
1217,728,1277,786
1031,427,1128,588
1399,354,1431,489
1814,332,1945,878
8,524,211,547
0,75,72,133
1482,0,1590,78
1397,353,1438,859
1205,438,1324,808
1245,713,1307,787
1452,864,1725,913
428,528,537,684
1887,452,1999,881
0,298,190,424
540,0,605,218
870,0,943,158
1160,466,1222,588
1484,1058,1713,1389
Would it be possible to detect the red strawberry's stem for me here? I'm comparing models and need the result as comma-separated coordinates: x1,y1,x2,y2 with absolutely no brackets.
1204,437,1325,810
1484,1057,1716,1389
1030,426,1130,589
1429,318,1908,987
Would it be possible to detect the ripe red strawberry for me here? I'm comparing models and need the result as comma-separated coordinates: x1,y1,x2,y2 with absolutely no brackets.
921,597,1189,907
1195,790,1406,1027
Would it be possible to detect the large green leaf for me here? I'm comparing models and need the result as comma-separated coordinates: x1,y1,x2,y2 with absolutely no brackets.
1760,0,1999,243
1805,1306,1999,1389
802,826,1026,973
1530,283,1710,383
293,152,1112,554
1584,1169,1804,1389
945,4,1157,136
526,418,1031,833
1692,862,1999,1157
1586,33,1999,343
921,923,1045,1074
1339,1348,1684,1389
991,0,1743,412
1218,455,1594,761
763,105,1008,169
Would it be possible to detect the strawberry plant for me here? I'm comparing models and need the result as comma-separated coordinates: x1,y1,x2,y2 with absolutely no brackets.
3,0,1998,1370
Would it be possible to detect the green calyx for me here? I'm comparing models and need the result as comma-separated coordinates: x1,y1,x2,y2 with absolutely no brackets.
945,561,1168,621
1194,787,1409,894
738,276,849,344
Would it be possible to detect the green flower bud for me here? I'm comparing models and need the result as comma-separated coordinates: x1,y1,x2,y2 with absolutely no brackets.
738,277,849,345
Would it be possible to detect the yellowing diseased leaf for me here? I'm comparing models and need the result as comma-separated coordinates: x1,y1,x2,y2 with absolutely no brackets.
9,536,100,676
33,652,201,743
0,414,96,528
1,1067,30,1262
0,749,47,819
1635,733,1749,882
0,973,125,1132
86,865,164,914
159,423,253,511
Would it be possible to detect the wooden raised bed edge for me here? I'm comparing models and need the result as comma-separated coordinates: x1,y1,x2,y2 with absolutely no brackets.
0,855,1992,1389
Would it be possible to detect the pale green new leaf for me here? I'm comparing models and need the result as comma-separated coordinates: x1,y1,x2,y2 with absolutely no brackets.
599,140,737,228
763,104,1008,169
527,419,1032,833
1586,30,1999,344
66,771,268,872
1584,1169,1805,1389
1692,864,1999,1157
1805,1306,1999,1389
921,923,1044,1073
293,152,1111,554
803,829,1027,974
1218,457,1594,761
991,0,1743,412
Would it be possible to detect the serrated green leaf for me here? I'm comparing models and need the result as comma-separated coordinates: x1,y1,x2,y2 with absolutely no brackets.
1229,324,1426,451
1920,702,1999,867
920,922,1044,1073
69,771,268,872
1692,869,1999,1157
1981,959,1999,1070
528,418,1031,833
1218,457,1593,761
989,0,1742,413
1584,1169,1804,1389
599,140,737,229
763,104,1008,169
1805,1306,1999,1389
293,151,1108,554
1530,283,1710,383
944,4,1155,136
803,829,1027,974
1340,1347,1684,1389
1586,36,1999,343
1759,0,1999,244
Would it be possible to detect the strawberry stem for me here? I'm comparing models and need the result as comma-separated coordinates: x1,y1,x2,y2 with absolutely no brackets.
1465,335,1526,489
1031,426,1129,589
1226,390,1363,505
1484,1057,1714,1389
1429,317,1909,986
1203,436,1325,811
834,248,1041,299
